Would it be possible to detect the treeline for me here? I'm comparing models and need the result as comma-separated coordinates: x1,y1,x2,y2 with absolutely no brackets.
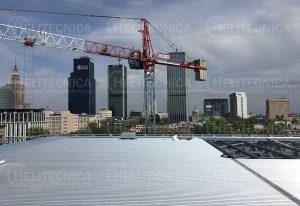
193,117,287,135
71,119,136,135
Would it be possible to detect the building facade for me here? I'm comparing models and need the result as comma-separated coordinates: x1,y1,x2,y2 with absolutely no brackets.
78,114,97,131
49,111,79,134
129,111,142,123
230,92,248,119
49,113,61,134
0,59,30,109
157,112,168,120
0,86,15,109
99,109,112,121
204,99,229,117
266,98,289,120
0,125,5,144
167,52,188,123
68,56,96,115
108,64,127,119
48,111,78,134
0,109,47,143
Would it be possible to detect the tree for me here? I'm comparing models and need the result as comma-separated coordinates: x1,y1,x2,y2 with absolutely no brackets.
291,118,299,129
27,127,50,136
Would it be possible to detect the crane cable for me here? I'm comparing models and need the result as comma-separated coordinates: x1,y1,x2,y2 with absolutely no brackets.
0,8,142,20
149,23,194,62
0,8,193,60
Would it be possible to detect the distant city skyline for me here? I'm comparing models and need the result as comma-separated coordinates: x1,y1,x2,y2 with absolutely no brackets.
0,0,299,114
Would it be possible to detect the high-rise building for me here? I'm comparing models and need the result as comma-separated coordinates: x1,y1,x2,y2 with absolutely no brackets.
230,92,248,119
0,59,30,109
266,98,289,120
204,99,229,117
167,52,188,123
0,86,15,109
68,56,96,115
108,64,127,119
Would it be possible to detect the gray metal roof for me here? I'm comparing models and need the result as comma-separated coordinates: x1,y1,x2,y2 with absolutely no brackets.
0,137,299,205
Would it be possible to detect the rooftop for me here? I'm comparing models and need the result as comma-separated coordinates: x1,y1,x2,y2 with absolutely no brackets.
0,136,299,205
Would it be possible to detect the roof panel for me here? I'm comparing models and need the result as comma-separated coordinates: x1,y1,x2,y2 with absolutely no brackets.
0,137,297,205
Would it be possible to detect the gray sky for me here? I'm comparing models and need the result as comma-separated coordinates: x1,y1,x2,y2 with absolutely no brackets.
0,0,299,114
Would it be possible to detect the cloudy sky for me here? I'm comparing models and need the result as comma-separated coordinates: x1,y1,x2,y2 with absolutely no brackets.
0,0,299,114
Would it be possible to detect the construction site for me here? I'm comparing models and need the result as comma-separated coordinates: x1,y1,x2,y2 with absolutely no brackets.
0,8,207,134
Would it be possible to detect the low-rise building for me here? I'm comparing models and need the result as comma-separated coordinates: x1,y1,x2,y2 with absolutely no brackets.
49,111,79,134
78,114,97,131
266,98,289,120
157,112,168,120
49,113,61,134
129,111,142,123
99,109,112,121
204,99,229,117
0,109,47,143
0,125,6,144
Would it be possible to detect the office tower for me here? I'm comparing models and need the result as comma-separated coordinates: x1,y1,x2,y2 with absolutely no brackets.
230,92,248,119
108,64,127,119
68,56,96,115
0,59,30,109
204,99,229,117
167,51,188,123
266,98,289,120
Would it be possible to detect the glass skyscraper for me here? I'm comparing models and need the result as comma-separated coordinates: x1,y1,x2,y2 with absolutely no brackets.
204,99,229,117
167,52,188,123
68,56,96,115
108,64,127,119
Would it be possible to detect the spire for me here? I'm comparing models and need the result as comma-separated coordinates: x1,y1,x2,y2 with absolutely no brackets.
13,57,18,74
11,57,20,82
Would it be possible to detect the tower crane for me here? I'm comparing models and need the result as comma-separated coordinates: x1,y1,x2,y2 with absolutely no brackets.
0,9,207,133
